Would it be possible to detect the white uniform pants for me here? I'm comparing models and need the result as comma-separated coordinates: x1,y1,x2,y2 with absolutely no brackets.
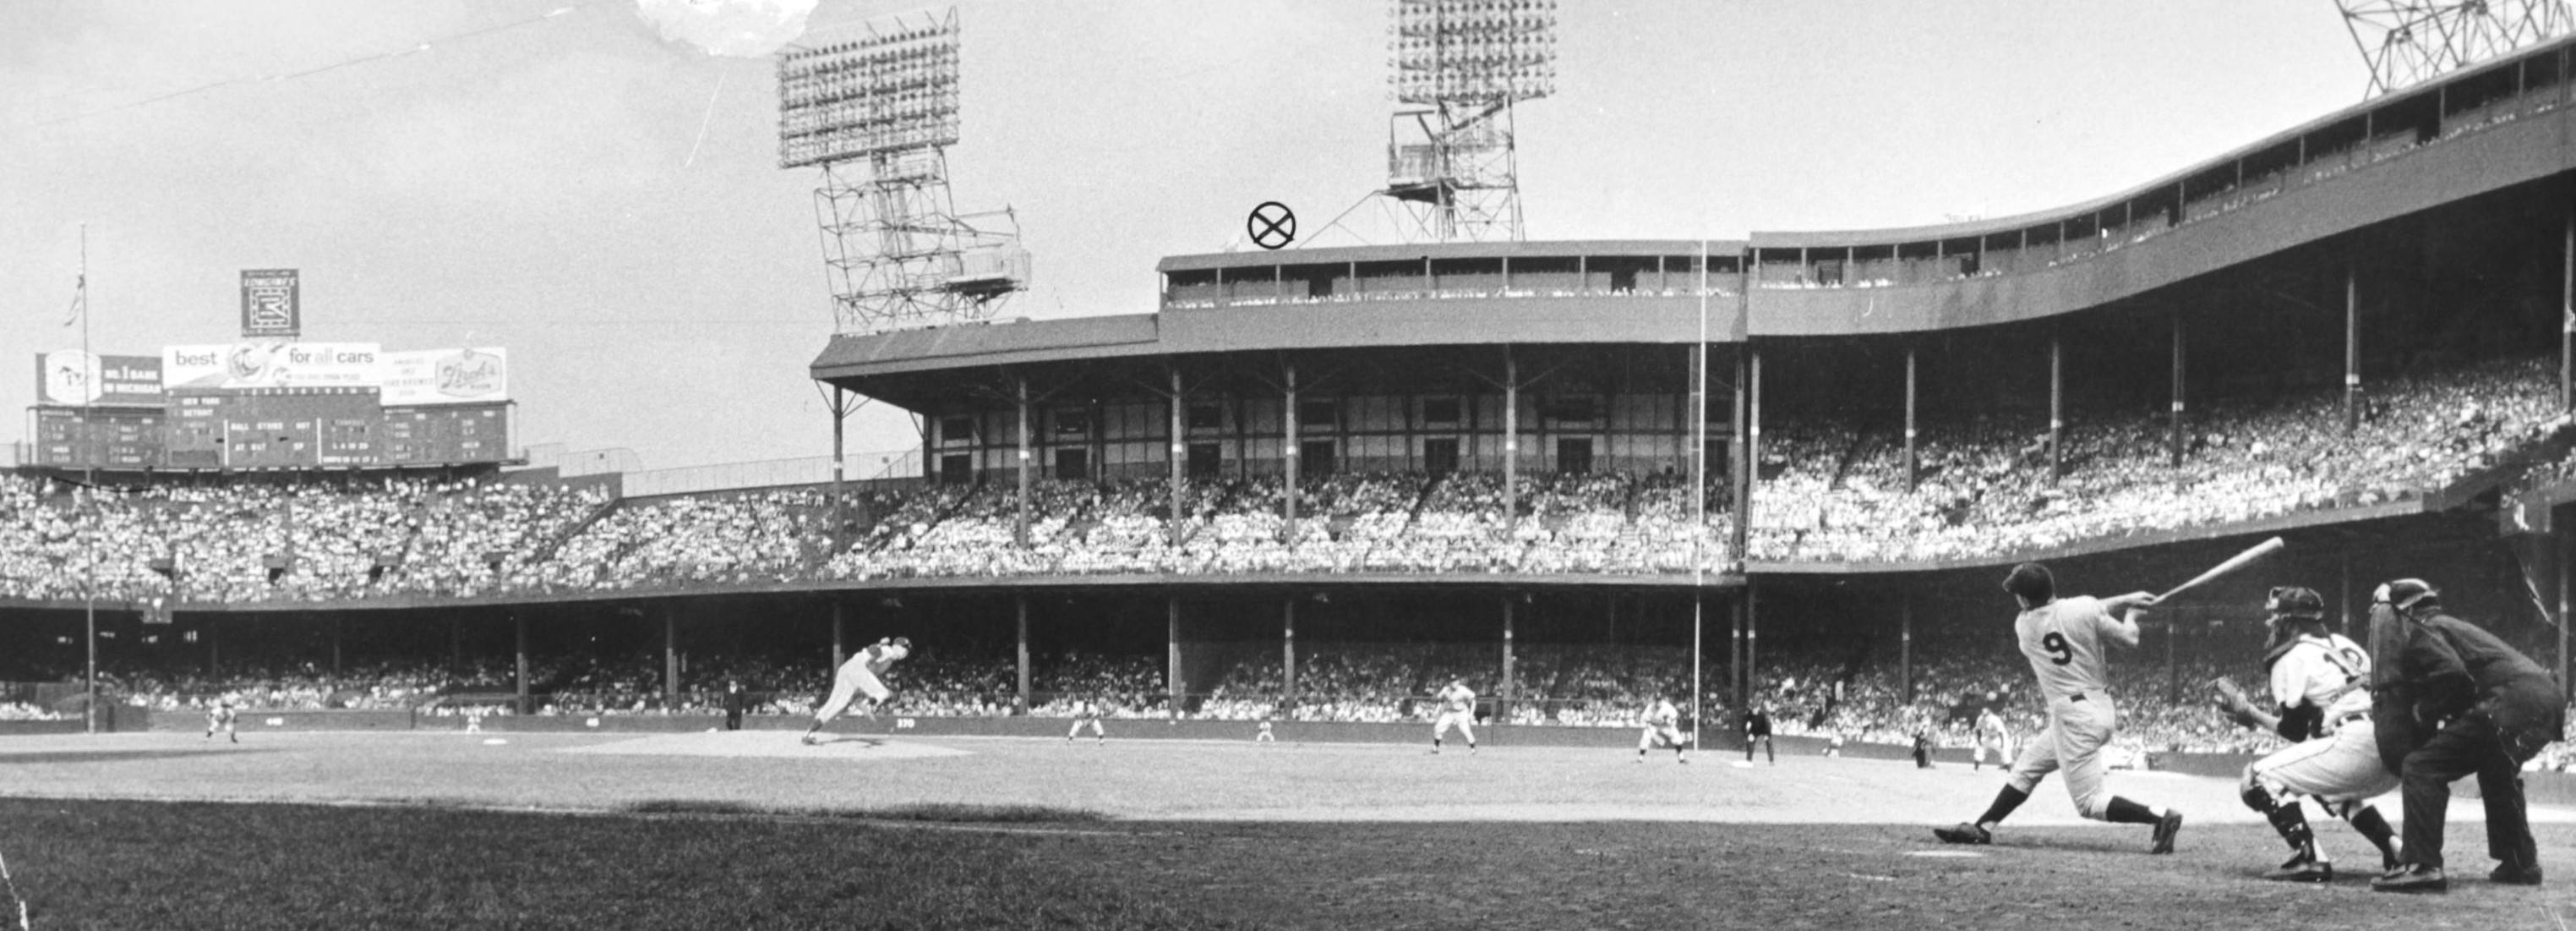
1433,711,1476,744
1640,724,1684,750
814,659,888,724
2006,694,2117,820
2246,716,2399,805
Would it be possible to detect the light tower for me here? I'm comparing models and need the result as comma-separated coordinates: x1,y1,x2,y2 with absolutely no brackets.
778,7,1029,334
1384,0,1558,243
2338,0,2575,96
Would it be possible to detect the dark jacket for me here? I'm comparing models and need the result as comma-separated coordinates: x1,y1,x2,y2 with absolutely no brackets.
2373,611,2560,773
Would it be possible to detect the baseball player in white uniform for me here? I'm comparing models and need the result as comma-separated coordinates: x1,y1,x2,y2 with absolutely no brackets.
1972,707,2011,771
1935,562,2185,852
1067,698,1107,742
204,694,238,743
1636,697,1689,763
1430,679,1477,753
2214,586,2401,882
801,637,909,745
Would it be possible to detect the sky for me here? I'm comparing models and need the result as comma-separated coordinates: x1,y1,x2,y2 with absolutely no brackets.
1,1,2372,473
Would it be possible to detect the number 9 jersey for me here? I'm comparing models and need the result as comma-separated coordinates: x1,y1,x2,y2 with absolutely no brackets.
2017,595,2119,699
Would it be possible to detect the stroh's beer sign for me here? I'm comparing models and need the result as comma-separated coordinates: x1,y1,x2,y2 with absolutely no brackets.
239,268,300,338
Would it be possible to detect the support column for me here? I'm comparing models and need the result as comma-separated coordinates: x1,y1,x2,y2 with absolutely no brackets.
1283,598,1298,700
2564,213,2573,412
1747,351,1762,554
1744,582,1759,710
2345,266,2361,433
2166,610,2179,706
1690,590,1704,750
663,610,679,712
1899,594,1913,704
2169,315,2186,468
1903,348,1919,491
1016,377,1032,547
1166,597,1182,718
1169,369,1186,547
513,614,529,716
1729,591,1744,708
1283,363,1301,541
2049,337,2064,482
831,600,846,671
1504,347,1519,523
1733,348,1751,558
831,387,848,556
331,616,342,677
1016,594,1031,711
1501,594,1517,712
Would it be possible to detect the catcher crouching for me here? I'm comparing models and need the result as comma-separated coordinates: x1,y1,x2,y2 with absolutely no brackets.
2211,585,2402,882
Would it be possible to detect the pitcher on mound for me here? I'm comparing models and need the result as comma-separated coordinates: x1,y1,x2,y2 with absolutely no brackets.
802,637,909,745
1934,562,2186,853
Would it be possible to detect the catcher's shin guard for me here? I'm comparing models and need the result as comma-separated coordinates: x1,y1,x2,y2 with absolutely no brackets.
2242,782,2316,857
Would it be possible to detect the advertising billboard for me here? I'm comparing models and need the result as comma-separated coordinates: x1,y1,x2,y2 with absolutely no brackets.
35,350,164,408
163,342,380,390
380,348,508,407
239,269,300,338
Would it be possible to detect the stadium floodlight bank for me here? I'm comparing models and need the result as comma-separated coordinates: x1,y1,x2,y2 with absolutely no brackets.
777,6,1028,336
1384,0,1557,244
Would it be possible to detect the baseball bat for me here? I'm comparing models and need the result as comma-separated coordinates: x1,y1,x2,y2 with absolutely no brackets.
2155,536,2285,603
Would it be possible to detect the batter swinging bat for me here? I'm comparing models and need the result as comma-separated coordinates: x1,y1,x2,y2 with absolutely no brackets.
2156,537,2285,602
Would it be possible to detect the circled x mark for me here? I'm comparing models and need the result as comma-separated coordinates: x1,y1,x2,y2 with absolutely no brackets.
1247,201,1296,250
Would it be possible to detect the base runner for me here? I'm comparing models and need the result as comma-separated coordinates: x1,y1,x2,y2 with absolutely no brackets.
1935,562,2186,852
204,694,238,743
800,637,909,745
1430,679,1476,754
2212,586,2401,882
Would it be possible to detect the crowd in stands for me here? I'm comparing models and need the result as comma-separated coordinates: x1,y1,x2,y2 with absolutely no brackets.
1751,357,2567,562
1,358,2562,601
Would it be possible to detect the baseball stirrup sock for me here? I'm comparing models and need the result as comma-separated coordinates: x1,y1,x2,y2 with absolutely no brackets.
1976,785,2030,827
2103,796,2163,825
2344,805,2398,862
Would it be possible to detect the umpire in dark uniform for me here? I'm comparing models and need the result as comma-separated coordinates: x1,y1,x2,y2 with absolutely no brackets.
2368,579,2562,893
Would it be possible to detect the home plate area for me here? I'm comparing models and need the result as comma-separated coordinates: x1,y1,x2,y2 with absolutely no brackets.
561,731,972,760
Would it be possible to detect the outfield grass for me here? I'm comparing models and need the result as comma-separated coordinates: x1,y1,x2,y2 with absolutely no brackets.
8,797,2576,930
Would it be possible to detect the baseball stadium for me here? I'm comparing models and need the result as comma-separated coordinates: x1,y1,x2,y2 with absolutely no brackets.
14,3,2576,929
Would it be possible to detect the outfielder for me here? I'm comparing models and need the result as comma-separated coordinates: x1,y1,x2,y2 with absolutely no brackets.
1971,706,2011,771
2211,586,2401,882
1067,697,1107,742
1636,696,1689,764
1430,679,1476,753
1935,562,2185,852
204,694,238,743
800,637,909,745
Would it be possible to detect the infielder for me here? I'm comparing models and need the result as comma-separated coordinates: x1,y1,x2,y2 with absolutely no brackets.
1935,562,2185,852
2210,586,2400,883
1430,679,1476,753
1971,706,2011,771
204,694,238,743
800,637,909,745
1743,704,1774,764
1067,697,1107,742
1636,696,1689,764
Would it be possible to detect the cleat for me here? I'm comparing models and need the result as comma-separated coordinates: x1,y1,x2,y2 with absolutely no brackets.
2373,864,2447,893
1677,758,1689,764
800,733,820,746
1933,822,1991,845
2264,856,2333,883
2150,810,2185,855
2490,863,2544,886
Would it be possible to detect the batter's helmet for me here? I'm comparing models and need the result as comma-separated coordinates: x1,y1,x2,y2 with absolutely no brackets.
2002,562,2054,604
2266,586,2327,620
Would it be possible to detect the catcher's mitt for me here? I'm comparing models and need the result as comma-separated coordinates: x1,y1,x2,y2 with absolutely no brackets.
2208,677,2263,730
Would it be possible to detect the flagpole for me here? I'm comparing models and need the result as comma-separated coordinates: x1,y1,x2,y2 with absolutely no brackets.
80,224,98,736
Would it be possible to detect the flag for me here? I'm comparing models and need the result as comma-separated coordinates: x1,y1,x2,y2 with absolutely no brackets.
61,273,85,326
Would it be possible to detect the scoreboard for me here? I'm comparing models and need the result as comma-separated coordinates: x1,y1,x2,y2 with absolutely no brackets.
26,344,513,473
35,387,510,471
